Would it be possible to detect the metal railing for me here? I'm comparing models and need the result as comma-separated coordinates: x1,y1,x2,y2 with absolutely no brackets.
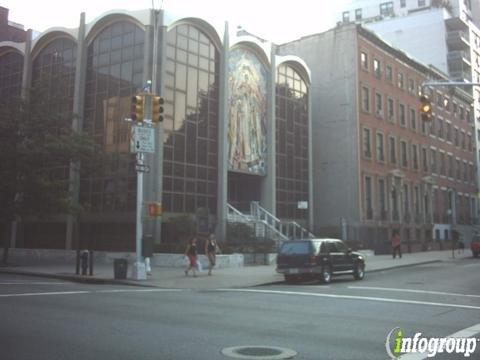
250,202,315,241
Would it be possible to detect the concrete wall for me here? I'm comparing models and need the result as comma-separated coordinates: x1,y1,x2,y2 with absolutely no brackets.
366,9,449,73
279,26,361,233
2,249,245,269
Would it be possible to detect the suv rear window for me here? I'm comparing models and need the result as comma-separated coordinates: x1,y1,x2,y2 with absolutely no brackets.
280,241,311,255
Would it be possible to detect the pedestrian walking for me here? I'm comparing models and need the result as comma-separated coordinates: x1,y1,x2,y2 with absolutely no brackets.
184,237,198,277
205,234,221,276
392,230,402,259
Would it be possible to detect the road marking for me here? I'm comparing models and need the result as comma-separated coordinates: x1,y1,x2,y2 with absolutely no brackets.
397,323,480,360
216,289,480,311
0,282,71,285
348,286,480,298
0,288,184,298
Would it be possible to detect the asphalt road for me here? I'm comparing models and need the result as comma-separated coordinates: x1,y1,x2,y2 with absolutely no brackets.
0,257,479,360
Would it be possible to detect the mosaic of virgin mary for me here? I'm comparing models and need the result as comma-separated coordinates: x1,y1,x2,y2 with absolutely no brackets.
228,48,268,175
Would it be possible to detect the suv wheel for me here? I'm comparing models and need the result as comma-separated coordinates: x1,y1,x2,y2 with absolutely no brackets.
353,262,365,280
320,266,332,284
473,251,479,258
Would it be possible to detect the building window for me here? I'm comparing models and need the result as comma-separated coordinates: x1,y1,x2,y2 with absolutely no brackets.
439,152,445,176
430,149,437,173
437,119,444,139
400,0,406,7
421,118,428,135
454,127,459,146
365,176,373,219
456,158,461,180
463,161,468,182
83,21,145,213
385,64,393,82
380,1,394,16
377,132,385,162
468,134,472,151
397,72,404,89
276,64,309,220
355,8,362,20
360,51,368,70
375,92,383,117
165,23,220,214
422,147,428,172
363,128,372,158
387,98,394,121
414,186,420,215
403,184,410,219
461,131,466,149
408,78,415,93
412,144,419,170
448,154,454,178
429,117,436,137
418,0,426,7
389,136,397,164
361,86,370,112
401,140,408,167
343,11,350,22
446,122,452,142
410,108,417,131
374,59,381,78
379,179,387,219
399,103,406,126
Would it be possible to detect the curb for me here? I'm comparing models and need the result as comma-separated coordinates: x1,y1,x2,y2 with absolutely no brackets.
365,260,442,273
0,259,445,289
0,268,158,288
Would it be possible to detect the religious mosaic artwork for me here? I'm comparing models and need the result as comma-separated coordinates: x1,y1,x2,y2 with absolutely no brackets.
228,47,268,175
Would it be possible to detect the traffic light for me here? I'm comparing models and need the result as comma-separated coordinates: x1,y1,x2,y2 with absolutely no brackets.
152,96,165,123
131,95,144,122
419,95,432,121
148,202,162,217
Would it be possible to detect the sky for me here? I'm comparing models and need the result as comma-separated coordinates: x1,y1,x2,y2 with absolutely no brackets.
1,0,353,43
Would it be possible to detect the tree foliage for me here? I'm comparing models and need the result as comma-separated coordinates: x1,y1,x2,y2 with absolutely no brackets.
0,81,98,225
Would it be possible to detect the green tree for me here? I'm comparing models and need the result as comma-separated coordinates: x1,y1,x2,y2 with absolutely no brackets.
0,80,98,255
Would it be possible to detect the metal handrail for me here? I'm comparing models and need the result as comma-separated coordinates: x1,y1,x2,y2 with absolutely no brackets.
251,202,314,240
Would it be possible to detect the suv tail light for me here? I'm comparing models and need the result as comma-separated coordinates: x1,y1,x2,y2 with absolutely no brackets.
309,255,316,265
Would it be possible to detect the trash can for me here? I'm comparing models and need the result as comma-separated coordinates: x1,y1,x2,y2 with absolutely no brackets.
113,259,128,280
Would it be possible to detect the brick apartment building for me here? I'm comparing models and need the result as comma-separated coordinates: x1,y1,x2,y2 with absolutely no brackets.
0,7,26,43
280,24,478,252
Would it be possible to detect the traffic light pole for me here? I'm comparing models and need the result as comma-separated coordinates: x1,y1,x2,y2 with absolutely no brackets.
133,150,147,280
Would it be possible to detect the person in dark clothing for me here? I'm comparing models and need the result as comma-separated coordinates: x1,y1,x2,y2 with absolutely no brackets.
184,237,198,277
205,234,221,276
392,230,402,259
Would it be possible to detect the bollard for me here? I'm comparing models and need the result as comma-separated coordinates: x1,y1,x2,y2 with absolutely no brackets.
88,250,94,276
81,250,89,276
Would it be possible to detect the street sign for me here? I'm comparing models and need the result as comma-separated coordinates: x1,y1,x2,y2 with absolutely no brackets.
131,126,155,154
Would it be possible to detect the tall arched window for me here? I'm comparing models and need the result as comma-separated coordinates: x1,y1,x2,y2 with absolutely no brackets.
276,63,309,221
82,21,145,213
164,23,220,214
0,50,23,103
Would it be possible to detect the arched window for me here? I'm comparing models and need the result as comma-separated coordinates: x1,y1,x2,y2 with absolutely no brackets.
276,63,309,220
82,21,145,213
0,51,23,103
163,23,220,214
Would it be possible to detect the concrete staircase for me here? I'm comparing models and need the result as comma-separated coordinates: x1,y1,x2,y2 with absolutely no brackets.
227,202,315,246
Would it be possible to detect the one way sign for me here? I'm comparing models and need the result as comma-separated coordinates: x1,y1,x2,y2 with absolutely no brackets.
131,126,155,154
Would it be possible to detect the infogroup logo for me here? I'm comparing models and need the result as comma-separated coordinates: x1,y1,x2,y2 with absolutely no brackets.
385,327,478,359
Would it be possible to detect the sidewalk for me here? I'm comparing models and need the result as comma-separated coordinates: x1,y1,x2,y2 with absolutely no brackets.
0,250,473,290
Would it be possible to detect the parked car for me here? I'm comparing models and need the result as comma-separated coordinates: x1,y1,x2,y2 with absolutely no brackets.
471,236,480,258
276,238,365,283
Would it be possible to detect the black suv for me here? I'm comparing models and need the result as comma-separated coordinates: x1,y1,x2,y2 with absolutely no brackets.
276,238,365,283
